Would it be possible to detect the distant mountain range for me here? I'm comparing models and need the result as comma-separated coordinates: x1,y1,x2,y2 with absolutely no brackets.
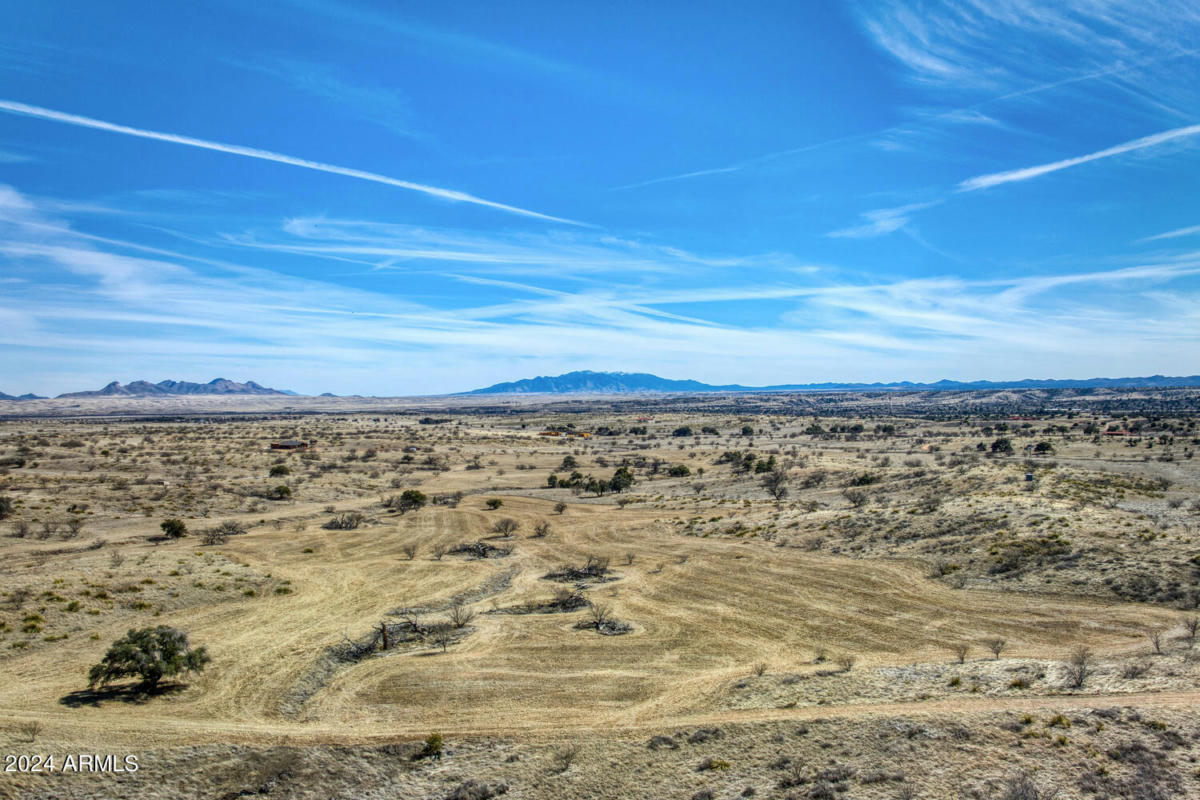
468,371,731,394
4,371,1199,401
0,378,297,400
466,370,1200,394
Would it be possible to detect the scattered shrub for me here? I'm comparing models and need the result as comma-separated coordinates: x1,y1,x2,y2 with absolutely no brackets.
550,743,579,773
324,512,365,530
444,780,508,800
416,732,443,760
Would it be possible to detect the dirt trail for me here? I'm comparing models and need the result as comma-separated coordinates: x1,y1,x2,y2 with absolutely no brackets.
6,688,1199,750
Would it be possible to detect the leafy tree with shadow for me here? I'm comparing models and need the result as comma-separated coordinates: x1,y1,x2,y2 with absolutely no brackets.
87,626,210,690
397,489,427,513
609,466,635,492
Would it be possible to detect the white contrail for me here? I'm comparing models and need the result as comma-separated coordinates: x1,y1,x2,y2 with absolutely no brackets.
958,122,1200,192
0,99,584,226
1139,223,1200,242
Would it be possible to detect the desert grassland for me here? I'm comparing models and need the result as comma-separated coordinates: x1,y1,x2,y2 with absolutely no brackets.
0,401,1198,798
5,496,1175,745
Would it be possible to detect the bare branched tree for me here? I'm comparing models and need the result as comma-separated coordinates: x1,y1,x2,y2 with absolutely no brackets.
430,622,453,653
985,638,1007,659
1182,616,1199,648
201,528,227,546
587,601,613,627
449,603,476,629
398,608,422,631
760,467,790,505
551,586,580,608
323,512,365,530
1064,646,1093,689
491,518,520,536
842,488,869,509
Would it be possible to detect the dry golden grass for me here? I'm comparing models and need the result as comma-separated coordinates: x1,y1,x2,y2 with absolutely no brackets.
0,492,1185,750
0,404,1196,787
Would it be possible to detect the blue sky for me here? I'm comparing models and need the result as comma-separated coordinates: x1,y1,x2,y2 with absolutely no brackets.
1,0,1199,395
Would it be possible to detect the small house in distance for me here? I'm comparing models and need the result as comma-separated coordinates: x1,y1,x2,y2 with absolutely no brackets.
270,439,310,451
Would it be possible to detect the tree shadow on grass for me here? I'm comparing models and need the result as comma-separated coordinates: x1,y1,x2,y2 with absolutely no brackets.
59,682,186,708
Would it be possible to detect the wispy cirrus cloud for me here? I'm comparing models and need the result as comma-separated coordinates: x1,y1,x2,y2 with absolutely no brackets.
856,0,1200,91
620,4,1200,192
958,121,1200,192
803,2,1200,240
831,118,1200,238
275,0,666,111
0,39,67,77
611,165,743,191
611,124,893,191
926,108,1004,127
224,217,792,277
609,74,1130,193
0,99,583,225
826,202,938,239
3,185,1199,394
226,57,429,143
0,147,33,163
283,0,592,83
1140,223,1200,242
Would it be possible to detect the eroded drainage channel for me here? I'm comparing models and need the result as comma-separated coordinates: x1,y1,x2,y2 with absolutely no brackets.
277,566,520,717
